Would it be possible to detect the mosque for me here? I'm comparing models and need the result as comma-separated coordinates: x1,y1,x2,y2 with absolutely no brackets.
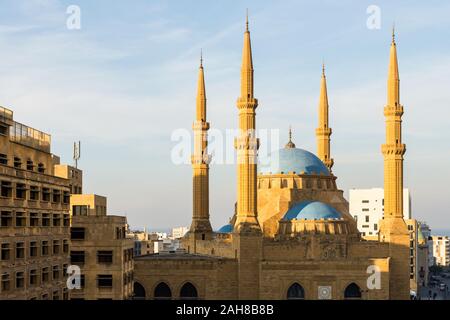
134,17,410,300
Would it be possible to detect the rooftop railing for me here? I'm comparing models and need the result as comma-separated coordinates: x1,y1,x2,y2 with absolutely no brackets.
9,121,51,153
0,106,13,123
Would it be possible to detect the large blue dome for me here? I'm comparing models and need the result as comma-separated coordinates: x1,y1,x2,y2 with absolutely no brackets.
259,147,330,175
217,224,233,233
283,201,342,220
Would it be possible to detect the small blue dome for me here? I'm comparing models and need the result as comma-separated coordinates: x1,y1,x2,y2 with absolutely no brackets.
217,224,233,233
259,147,330,175
283,201,342,220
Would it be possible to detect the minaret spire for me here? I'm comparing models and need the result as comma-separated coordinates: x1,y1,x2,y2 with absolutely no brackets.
234,10,260,233
189,53,212,243
285,126,296,149
315,63,334,171
379,30,410,300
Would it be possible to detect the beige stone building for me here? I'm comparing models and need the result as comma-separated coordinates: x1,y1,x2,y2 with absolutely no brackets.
0,106,70,300
431,236,450,267
134,21,411,300
67,193,134,300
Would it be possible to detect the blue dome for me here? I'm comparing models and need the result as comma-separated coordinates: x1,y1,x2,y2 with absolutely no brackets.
217,224,233,233
283,201,342,220
259,147,330,175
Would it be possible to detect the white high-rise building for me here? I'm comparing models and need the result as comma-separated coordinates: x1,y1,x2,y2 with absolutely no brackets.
349,188,411,237
171,226,189,239
431,236,450,266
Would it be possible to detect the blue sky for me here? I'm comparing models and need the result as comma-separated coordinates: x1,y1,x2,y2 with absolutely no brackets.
1,0,449,231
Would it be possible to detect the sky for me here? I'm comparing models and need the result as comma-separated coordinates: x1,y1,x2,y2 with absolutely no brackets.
0,0,449,232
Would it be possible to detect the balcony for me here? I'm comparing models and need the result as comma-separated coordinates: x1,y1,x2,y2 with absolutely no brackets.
9,121,51,153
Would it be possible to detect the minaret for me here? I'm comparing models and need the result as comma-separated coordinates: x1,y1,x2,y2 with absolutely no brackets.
189,52,212,239
379,28,410,300
315,63,334,171
233,12,261,233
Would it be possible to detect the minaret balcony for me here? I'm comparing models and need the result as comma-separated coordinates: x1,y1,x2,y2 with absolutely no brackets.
192,121,210,130
236,97,258,109
315,128,332,135
381,143,406,156
384,105,404,117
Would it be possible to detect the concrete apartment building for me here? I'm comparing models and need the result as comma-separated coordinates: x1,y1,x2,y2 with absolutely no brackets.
349,188,411,237
349,188,427,291
68,194,134,300
431,236,450,267
0,106,70,300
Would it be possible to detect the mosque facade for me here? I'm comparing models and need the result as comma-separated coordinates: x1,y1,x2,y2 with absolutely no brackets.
134,18,410,300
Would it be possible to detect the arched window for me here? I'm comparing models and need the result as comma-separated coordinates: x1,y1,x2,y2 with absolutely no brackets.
344,283,362,299
287,283,305,300
154,282,172,300
133,282,146,300
180,282,198,300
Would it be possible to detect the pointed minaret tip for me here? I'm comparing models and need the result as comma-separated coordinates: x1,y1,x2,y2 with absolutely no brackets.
392,23,396,44
246,8,249,32
322,60,326,77
200,48,203,68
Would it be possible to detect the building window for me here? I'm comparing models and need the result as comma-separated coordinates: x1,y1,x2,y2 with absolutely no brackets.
0,153,7,165
29,269,38,286
1,243,11,260
52,214,61,227
42,214,50,227
53,240,60,255
15,183,27,199
30,186,39,200
80,275,85,288
70,251,85,264
52,290,60,300
362,208,369,212
71,227,85,240
63,214,70,227
63,191,70,204
287,283,305,300
30,213,39,227
42,267,49,283
97,275,113,288
13,157,21,169
1,273,10,291
154,282,172,300
52,265,60,280
63,239,69,253
97,251,113,264
362,200,369,203
72,205,88,216
180,282,198,300
344,283,362,299
63,288,69,300
0,211,12,226
42,188,51,202
37,163,45,173
52,189,61,203
42,241,49,256
26,160,34,171
42,293,49,300
1,181,12,197
374,223,378,231
15,212,26,227
16,242,25,259
365,215,370,222
30,241,38,257
15,272,24,289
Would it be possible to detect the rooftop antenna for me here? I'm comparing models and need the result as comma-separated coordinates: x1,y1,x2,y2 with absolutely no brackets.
73,141,81,168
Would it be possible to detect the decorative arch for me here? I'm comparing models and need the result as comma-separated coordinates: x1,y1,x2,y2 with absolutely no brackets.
154,282,172,300
344,282,362,299
286,282,305,300
133,282,146,300
179,282,198,300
